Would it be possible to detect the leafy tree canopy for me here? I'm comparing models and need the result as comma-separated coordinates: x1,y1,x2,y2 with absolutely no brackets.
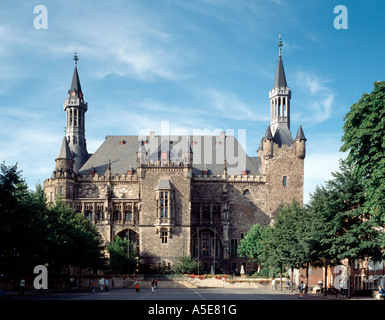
341,81,385,224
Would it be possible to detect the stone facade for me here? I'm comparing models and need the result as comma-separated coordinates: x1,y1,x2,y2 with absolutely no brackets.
44,47,306,275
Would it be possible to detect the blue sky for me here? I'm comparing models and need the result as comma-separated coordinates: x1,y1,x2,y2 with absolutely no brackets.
0,0,384,204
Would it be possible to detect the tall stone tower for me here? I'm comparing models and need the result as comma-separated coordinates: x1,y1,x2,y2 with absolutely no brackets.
259,35,307,210
63,51,89,172
269,35,291,138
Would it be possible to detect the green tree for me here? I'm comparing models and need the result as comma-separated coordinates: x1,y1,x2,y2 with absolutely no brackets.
340,81,385,225
0,163,50,275
172,256,199,275
326,160,382,264
307,159,382,295
259,225,285,281
307,185,340,295
46,200,106,273
262,200,311,290
108,236,136,274
0,162,107,279
238,224,264,271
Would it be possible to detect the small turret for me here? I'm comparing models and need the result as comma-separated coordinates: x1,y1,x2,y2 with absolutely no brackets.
54,136,75,201
263,124,274,159
55,136,74,172
295,124,306,159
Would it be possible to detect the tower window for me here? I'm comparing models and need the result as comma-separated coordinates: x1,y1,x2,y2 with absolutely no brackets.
283,176,287,187
160,192,169,218
243,189,250,196
161,231,168,244
231,239,238,257
125,210,132,221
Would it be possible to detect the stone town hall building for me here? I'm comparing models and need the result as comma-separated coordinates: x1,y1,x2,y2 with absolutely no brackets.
44,41,307,275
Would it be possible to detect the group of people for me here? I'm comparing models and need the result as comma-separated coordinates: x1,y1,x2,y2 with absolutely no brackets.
91,277,111,293
151,279,158,292
134,279,159,293
273,278,305,298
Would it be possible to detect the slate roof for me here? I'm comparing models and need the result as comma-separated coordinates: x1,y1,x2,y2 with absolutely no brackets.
69,66,82,96
295,124,307,141
70,144,90,173
273,55,287,89
272,124,294,147
155,179,174,190
56,137,73,160
78,135,264,177
264,124,273,140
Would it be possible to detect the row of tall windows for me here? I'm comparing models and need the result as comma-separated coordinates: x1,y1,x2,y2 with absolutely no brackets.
67,108,83,129
73,202,139,222
191,202,221,222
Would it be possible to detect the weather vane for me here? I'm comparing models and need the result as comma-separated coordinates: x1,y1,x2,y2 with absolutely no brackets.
73,50,79,65
278,35,283,56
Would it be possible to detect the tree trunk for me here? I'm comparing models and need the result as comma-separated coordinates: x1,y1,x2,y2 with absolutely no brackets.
348,259,352,299
280,265,283,291
324,262,328,296
305,263,309,294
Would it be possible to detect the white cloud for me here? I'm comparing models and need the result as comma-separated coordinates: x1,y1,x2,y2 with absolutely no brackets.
294,71,336,124
205,89,268,122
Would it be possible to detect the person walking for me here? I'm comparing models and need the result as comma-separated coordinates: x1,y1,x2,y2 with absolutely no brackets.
285,279,290,290
99,277,104,292
151,279,155,293
105,278,109,292
342,277,348,298
298,281,304,298
91,281,96,293
135,280,140,293
155,280,158,291
19,278,26,296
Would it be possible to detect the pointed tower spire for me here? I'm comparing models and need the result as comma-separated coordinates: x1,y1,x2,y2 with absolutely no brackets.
55,137,74,172
269,35,291,137
273,36,287,89
69,51,83,98
295,123,306,159
295,123,307,141
63,51,89,172
263,123,274,159
264,123,273,140
56,136,73,160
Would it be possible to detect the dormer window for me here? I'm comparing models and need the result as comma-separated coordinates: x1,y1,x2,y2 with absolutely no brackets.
161,151,168,162
160,191,169,218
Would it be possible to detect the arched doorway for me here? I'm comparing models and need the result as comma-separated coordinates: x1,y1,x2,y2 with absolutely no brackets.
115,229,139,256
192,229,222,274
